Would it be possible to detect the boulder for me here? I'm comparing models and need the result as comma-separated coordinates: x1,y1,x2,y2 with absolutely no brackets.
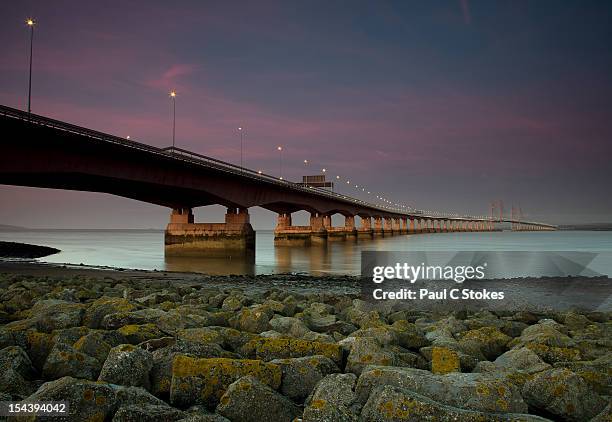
83,297,136,328
28,300,85,333
493,347,551,374
458,326,511,360
99,344,153,389
356,366,528,414
0,345,36,398
346,337,397,375
241,337,343,365
522,368,607,421
303,373,360,422
73,332,112,364
360,385,551,422
42,342,101,380
229,306,273,333
149,339,225,397
169,356,281,407
112,404,185,421
269,316,311,338
271,355,339,401
430,346,461,374
117,324,166,344
23,376,117,421
216,376,301,422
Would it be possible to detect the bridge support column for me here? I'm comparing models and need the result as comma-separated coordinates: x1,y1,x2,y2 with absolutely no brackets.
274,213,312,245
400,217,408,234
358,216,373,238
310,213,328,243
165,207,255,258
392,218,401,234
384,217,393,235
373,216,384,236
409,218,415,234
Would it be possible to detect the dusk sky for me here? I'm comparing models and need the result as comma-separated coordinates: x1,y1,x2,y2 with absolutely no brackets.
1,1,611,228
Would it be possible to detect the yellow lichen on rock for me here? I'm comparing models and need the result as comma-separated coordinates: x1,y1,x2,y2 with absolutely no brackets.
430,346,460,374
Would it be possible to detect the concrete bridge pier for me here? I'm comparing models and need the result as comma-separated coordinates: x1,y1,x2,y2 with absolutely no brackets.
357,216,373,238
392,218,401,234
384,217,393,235
373,216,384,236
400,217,408,234
310,213,328,243
409,218,416,234
165,207,255,258
274,213,312,245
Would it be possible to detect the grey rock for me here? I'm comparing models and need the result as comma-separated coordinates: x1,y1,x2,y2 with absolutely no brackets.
269,316,311,338
73,331,112,364
356,366,527,414
346,337,397,375
522,367,607,421
83,296,136,328
303,373,359,422
42,342,101,380
29,300,85,333
271,355,339,401
23,376,117,421
216,376,301,422
112,404,185,422
99,344,153,389
493,347,552,374
360,385,551,422
0,346,36,398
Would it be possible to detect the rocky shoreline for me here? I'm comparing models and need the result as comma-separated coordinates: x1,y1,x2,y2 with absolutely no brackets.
0,270,610,421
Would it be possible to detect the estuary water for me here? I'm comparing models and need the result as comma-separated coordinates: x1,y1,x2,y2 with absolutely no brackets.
1,229,612,277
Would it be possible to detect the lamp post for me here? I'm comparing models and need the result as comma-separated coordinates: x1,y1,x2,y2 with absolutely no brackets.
26,18,35,113
238,127,244,171
169,91,176,150
277,146,283,179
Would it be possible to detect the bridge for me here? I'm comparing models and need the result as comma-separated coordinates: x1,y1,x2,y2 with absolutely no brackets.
0,105,556,258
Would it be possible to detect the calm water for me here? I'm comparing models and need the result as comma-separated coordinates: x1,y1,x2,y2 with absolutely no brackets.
1,229,612,276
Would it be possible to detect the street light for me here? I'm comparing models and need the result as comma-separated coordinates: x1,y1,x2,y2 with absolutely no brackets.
26,18,35,113
169,91,177,149
238,127,244,171
277,146,283,179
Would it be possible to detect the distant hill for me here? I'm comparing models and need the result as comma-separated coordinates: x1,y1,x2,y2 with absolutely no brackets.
0,224,27,231
558,223,612,231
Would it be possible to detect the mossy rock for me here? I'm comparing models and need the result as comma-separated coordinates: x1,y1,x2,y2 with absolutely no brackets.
169,355,281,408
241,337,343,365
431,347,461,375
117,324,165,344
83,297,136,329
